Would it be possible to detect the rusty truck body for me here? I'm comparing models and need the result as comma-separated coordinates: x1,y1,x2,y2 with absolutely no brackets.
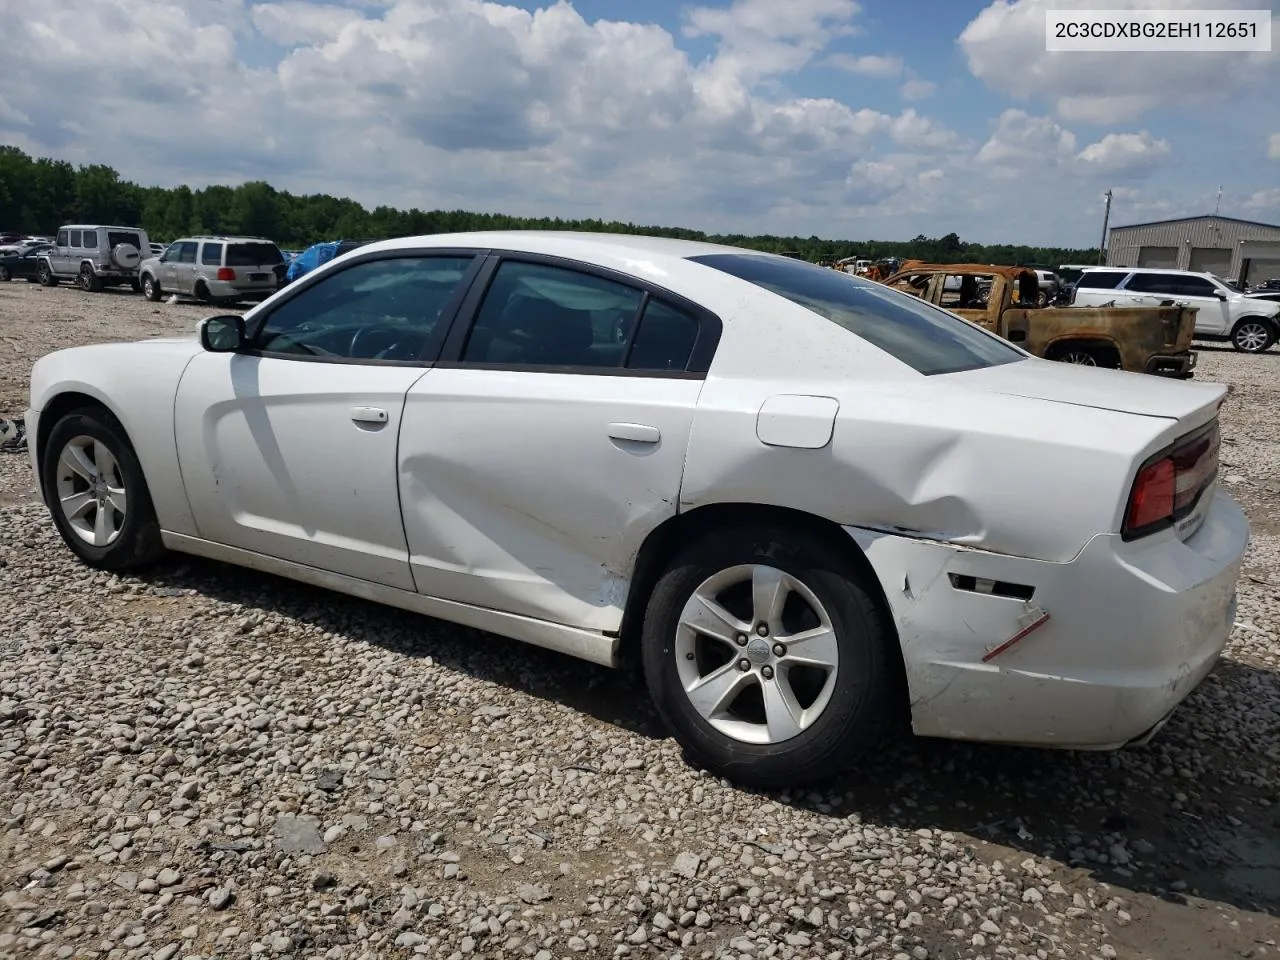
880,262,1197,378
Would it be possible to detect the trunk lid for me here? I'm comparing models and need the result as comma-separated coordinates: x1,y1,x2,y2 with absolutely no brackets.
941,357,1225,424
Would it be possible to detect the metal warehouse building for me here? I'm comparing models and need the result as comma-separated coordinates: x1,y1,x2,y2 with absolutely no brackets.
1106,215,1280,285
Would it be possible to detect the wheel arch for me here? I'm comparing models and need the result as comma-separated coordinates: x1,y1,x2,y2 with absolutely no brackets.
618,502,907,708
1042,337,1122,366
1232,314,1279,335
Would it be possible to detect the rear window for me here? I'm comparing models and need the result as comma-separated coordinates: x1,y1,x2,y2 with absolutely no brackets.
689,253,1022,376
226,242,284,267
1077,271,1126,290
106,231,143,251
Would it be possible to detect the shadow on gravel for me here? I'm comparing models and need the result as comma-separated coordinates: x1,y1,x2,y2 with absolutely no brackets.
134,557,1280,921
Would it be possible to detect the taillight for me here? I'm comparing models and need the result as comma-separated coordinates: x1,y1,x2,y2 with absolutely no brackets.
1122,420,1220,540
216,267,236,281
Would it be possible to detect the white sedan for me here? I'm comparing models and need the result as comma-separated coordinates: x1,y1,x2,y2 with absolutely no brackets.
26,232,1248,786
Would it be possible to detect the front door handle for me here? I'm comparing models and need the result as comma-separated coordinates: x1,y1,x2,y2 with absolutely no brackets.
607,422,660,444
350,406,389,424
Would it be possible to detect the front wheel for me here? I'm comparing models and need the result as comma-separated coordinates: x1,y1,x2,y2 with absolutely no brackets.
1231,319,1276,353
641,525,897,788
42,408,166,570
38,262,58,286
141,274,161,302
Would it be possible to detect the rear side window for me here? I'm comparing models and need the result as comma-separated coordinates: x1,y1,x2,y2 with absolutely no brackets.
627,300,699,371
69,230,82,247
1077,271,1126,289
226,242,284,266
201,243,223,266
690,253,1021,376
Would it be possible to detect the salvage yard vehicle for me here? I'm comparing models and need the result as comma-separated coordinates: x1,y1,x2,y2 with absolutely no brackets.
1072,266,1280,354
0,247,48,283
138,235,287,306
36,224,150,292
25,233,1247,787
883,262,1198,377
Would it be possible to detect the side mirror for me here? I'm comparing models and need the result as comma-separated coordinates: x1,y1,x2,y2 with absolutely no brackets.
1215,291,1228,300
199,314,246,352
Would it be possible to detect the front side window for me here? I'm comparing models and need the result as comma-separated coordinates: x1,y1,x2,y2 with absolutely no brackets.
69,230,82,248
690,253,1022,376
252,255,475,361
1176,276,1219,297
175,242,198,264
938,274,994,309
462,261,643,368
56,230,68,246
200,243,223,266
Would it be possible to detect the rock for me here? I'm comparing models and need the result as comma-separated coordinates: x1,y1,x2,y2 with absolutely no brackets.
274,815,327,855
315,769,344,791
207,887,234,910
626,925,650,945
156,868,181,887
517,883,552,904
673,851,701,879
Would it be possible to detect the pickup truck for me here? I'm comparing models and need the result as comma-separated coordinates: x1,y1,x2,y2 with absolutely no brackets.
880,262,1197,378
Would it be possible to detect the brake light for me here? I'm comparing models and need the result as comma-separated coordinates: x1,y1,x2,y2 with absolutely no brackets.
216,267,236,281
1122,420,1220,539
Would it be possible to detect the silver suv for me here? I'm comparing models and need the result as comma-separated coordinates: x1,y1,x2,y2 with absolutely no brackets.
37,224,151,292
139,236,286,306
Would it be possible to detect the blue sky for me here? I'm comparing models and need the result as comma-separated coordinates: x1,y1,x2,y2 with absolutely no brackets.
1,0,1277,247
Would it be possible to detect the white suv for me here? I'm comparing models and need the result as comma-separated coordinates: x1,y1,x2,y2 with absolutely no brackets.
1072,267,1280,353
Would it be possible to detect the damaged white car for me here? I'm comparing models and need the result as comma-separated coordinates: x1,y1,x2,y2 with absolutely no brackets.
26,232,1248,786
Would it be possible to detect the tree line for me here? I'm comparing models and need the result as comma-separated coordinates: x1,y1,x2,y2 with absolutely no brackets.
0,145,1097,266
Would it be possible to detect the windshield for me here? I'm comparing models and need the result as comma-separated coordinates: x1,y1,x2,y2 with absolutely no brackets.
689,253,1024,375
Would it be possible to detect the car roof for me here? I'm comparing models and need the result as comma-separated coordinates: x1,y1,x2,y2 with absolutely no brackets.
58,224,146,231
359,230,771,264
1081,266,1220,278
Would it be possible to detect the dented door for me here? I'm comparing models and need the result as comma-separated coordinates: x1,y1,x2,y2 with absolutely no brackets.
397,370,700,632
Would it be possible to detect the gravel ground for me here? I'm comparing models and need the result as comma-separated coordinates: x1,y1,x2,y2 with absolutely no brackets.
1,280,1278,960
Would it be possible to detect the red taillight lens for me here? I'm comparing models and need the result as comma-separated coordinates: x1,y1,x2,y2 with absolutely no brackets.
216,267,236,281
1125,458,1175,533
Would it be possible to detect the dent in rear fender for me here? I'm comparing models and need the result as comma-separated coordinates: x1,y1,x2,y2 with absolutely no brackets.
29,341,203,536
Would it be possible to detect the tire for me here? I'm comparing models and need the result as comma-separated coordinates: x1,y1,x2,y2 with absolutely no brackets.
1231,319,1276,354
130,278,142,294
640,525,896,788
1057,348,1098,366
42,408,166,571
0,266,9,282
141,274,161,302
194,281,211,304
79,263,103,293
38,262,58,287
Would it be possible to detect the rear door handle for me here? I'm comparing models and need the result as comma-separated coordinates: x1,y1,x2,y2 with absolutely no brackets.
350,406,389,424
607,422,661,444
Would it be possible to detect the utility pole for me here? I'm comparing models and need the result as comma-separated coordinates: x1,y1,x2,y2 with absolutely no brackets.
1097,189,1113,265
1214,184,1222,216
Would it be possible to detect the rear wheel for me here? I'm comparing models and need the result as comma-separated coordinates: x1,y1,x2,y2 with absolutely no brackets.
1231,319,1276,353
1059,349,1098,365
0,266,9,282
42,408,165,570
79,264,103,292
641,525,896,788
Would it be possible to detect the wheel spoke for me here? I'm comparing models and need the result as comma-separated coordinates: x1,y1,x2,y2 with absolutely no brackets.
686,663,751,720
92,503,111,546
680,594,747,647
761,676,805,741
93,440,118,480
106,485,128,516
60,491,94,520
60,443,97,481
751,566,789,628
780,626,839,669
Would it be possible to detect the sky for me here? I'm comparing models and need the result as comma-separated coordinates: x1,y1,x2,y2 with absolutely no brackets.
0,0,1276,247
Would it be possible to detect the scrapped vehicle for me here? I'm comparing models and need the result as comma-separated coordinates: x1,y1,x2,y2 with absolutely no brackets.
26,233,1247,787
0,247,49,282
1073,267,1280,354
883,262,1197,377
139,236,286,306
283,239,372,284
37,224,150,292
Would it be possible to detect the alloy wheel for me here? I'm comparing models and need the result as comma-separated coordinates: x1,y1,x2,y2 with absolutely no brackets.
1235,322,1270,352
55,435,127,547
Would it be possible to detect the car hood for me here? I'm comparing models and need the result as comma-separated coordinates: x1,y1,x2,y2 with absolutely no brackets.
940,357,1226,423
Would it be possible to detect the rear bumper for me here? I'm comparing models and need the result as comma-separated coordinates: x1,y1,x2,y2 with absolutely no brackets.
205,279,277,302
1146,351,1196,378
846,489,1248,748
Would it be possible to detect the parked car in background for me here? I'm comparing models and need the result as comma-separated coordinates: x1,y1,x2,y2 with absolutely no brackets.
0,247,48,282
283,239,373,284
1072,267,1280,353
149,242,168,258
1246,290,1280,305
1248,278,1280,293
23,232,1247,787
37,224,150,292
139,236,286,306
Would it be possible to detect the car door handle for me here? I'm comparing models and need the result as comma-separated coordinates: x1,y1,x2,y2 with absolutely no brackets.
350,406,389,424
607,422,661,444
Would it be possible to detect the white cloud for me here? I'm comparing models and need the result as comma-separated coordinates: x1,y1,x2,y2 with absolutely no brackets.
824,53,903,77
900,79,937,101
1268,133,1280,160
1075,132,1172,177
252,1,363,46
959,0,1278,122
977,109,1077,168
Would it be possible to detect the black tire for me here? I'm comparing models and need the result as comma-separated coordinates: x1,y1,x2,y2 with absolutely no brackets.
194,280,211,303
42,408,166,571
142,274,162,302
0,266,10,282
38,262,58,287
130,278,142,293
640,525,896,788
1230,319,1276,354
79,263,103,293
